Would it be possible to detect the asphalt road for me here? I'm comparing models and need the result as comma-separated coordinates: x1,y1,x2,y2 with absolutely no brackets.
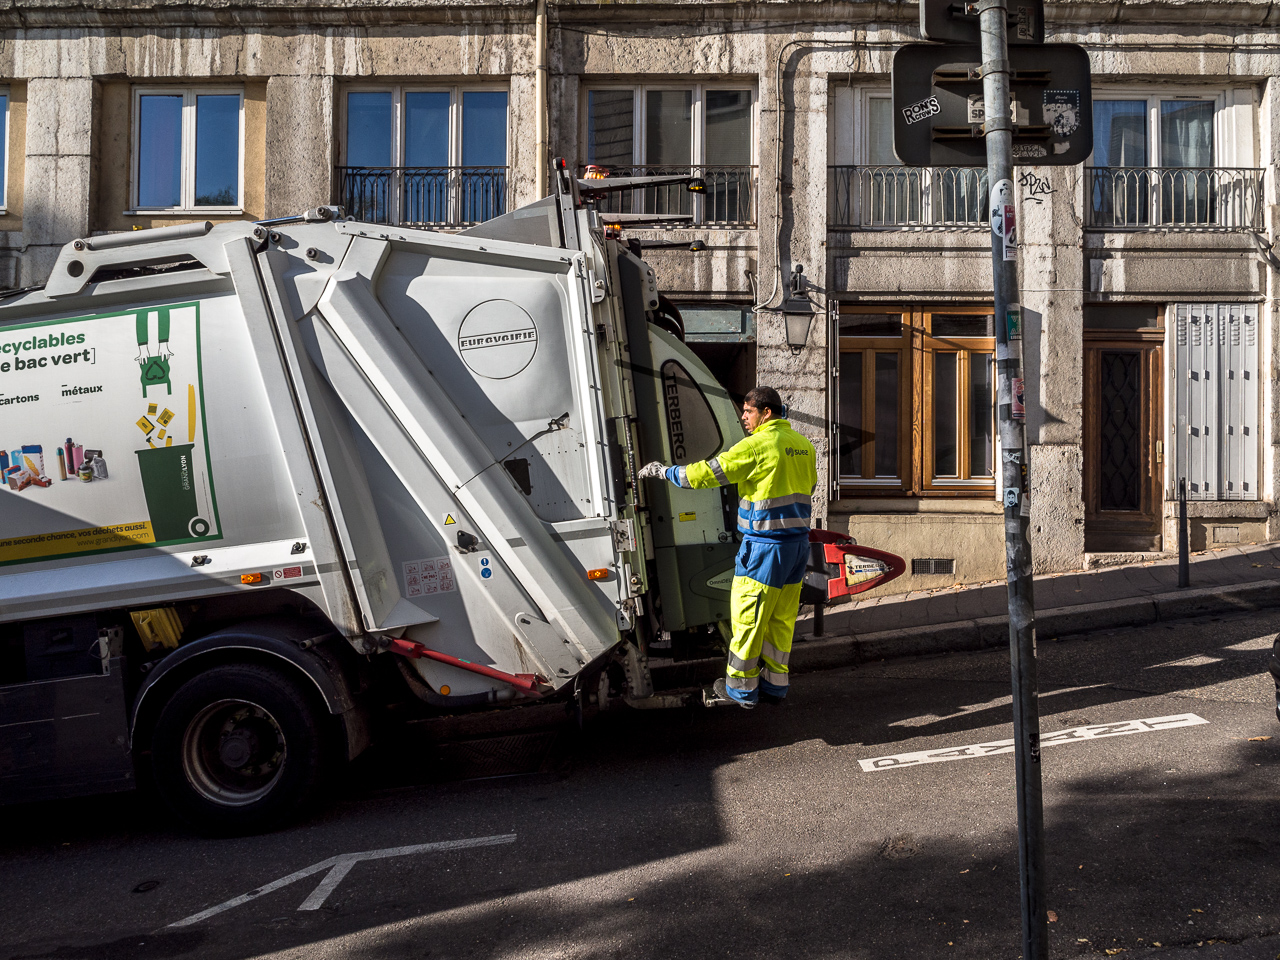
5,608,1280,960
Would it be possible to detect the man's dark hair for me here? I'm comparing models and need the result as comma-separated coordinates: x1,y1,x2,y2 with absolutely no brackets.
743,386,784,416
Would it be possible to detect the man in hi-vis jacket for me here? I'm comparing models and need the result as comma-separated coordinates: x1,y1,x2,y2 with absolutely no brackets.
639,386,817,708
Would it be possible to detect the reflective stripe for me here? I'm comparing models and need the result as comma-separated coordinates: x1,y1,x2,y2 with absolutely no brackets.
726,674,759,691
761,642,791,667
675,465,689,488
761,668,789,687
709,458,729,485
738,492,813,511
727,651,759,673
747,516,810,532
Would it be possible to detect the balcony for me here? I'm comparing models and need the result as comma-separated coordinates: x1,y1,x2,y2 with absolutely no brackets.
579,164,757,226
1086,167,1264,231
829,165,989,230
336,166,509,228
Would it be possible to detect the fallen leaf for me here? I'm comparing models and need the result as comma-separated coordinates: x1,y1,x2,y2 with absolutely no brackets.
1193,908,1204,913
959,869,969,874
1152,943,1161,948
1046,910,1058,922
1105,950,1126,956
1249,736,1272,742
627,898,635,902
1253,563,1264,568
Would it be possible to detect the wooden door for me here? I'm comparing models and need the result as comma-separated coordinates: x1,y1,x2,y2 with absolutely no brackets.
1083,336,1164,552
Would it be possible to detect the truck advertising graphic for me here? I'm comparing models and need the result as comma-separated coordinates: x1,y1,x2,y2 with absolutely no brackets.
0,301,221,564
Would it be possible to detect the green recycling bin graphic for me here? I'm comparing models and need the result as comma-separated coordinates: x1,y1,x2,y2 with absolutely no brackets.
135,443,211,542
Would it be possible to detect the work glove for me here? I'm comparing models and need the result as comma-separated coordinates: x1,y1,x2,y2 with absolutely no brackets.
637,461,668,480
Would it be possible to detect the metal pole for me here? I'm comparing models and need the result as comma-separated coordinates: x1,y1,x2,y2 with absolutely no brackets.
813,518,825,638
1178,477,1190,588
979,3,1048,959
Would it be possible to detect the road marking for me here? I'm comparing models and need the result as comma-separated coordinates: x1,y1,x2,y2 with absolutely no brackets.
860,713,1209,772
168,833,516,926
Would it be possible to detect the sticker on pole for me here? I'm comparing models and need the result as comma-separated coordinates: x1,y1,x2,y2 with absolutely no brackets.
1043,91,1081,137
990,180,1014,237
902,96,941,125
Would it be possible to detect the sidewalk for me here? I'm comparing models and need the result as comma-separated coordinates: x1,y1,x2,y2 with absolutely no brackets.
790,542,1280,673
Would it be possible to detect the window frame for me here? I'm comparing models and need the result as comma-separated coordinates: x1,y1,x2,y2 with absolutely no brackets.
1088,87,1230,168
835,304,997,499
856,86,898,167
338,83,512,170
0,86,9,213
130,85,245,215
580,82,759,168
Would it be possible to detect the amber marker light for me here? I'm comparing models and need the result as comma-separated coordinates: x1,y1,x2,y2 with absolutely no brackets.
587,568,610,581
241,573,264,584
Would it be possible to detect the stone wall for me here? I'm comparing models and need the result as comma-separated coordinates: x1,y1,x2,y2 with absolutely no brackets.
0,0,1275,590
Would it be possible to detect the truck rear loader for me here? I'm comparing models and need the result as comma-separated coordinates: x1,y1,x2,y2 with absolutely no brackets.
0,164,766,832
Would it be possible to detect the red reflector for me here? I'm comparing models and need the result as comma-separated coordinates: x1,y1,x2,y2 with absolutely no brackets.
587,568,610,581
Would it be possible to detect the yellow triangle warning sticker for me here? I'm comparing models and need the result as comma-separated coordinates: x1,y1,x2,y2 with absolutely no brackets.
443,514,456,525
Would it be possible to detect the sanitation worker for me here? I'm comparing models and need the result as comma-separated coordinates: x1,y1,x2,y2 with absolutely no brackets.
638,386,817,709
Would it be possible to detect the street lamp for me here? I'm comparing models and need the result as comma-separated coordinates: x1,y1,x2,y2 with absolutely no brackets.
781,263,815,351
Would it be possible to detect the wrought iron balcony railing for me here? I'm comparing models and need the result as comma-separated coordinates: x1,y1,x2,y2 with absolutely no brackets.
579,164,757,226
829,165,989,229
1085,166,1264,230
336,166,509,227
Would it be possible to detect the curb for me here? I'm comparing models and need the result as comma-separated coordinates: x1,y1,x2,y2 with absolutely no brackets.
790,579,1280,675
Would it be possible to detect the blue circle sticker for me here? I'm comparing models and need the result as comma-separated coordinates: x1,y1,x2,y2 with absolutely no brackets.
481,568,492,579
480,558,490,567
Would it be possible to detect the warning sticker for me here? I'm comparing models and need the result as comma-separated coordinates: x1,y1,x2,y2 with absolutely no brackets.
403,556,457,597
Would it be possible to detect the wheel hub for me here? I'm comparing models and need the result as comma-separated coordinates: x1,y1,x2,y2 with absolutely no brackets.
182,698,287,807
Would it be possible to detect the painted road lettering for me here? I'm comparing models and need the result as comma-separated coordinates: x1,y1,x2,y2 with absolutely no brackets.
859,714,1209,772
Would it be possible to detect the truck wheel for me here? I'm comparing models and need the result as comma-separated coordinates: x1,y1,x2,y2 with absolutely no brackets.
151,663,332,834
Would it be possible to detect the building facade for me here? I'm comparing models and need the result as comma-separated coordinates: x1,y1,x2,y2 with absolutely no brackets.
1,0,1276,595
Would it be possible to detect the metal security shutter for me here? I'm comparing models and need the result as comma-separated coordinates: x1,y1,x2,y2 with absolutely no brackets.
1174,303,1259,500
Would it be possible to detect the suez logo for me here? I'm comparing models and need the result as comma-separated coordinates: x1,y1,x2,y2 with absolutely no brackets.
785,446,811,458
902,96,941,125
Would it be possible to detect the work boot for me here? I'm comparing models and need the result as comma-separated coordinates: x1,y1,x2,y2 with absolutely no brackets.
759,691,787,706
704,677,755,710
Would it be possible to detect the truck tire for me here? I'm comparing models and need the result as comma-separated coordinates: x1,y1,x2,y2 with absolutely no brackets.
151,662,332,834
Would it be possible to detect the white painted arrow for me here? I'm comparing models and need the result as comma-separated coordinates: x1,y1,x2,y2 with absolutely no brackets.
168,833,517,927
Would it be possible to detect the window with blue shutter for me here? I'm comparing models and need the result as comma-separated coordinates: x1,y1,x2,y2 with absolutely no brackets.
1175,303,1258,500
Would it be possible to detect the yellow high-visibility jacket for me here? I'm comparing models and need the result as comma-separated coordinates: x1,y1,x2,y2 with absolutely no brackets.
665,418,817,542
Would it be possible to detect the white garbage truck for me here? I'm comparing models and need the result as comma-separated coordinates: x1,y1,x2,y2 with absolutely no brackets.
0,162,776,832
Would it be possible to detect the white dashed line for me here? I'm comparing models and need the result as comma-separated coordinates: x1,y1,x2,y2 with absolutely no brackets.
168,833,517,926
859,713,1209,772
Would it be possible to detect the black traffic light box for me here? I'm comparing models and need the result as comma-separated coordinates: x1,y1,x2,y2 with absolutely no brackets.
892,42,1092,166
920,0,1045,44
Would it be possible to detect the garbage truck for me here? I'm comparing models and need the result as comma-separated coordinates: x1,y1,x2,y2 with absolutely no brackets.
0,162,758,831
0,161,900,831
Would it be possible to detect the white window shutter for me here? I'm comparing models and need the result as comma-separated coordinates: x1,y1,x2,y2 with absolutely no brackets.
1174,302,1258,502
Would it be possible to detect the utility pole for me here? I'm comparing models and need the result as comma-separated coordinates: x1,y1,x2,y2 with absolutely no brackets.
978,2,1047,958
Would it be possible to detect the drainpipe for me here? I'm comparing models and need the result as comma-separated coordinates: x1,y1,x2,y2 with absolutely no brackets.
535,0,548,196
